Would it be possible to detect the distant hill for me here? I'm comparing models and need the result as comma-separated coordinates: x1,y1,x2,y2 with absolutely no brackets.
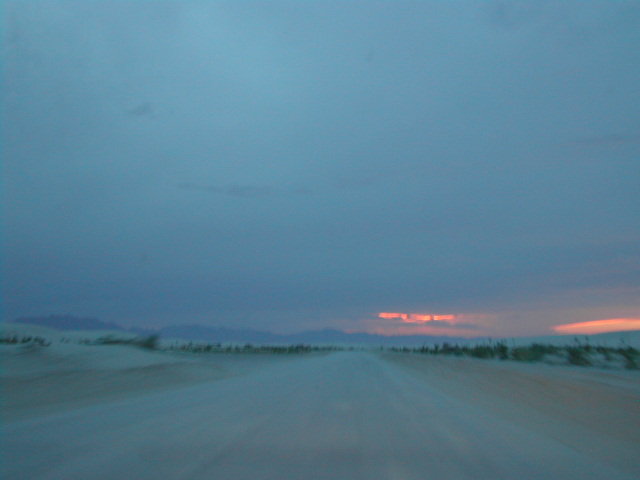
287,328,470,347
12,314,127,332
9,314,640,348
158,325,281,344
10,315,469,346
157,325,468,347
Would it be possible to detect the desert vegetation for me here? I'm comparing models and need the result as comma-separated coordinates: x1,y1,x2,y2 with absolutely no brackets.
388,340,640,370
0,331,343,355
2,329,639,369
93,334,160,350
0,334,50,346
166,341,343,355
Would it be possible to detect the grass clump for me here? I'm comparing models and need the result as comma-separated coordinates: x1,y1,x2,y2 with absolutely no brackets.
469,345,496,359
566,347,591,366
0,335,50,346
618,346,640,370
511,344,560,362
167,341,343,355
95,334,160,350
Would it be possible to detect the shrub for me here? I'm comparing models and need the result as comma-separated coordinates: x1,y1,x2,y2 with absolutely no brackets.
0,335,19,344
136,334,159,350
95,334,159,350
618,347,639,370
469,345,495,359
567,347,591,366
0,335,49,346
495,342,509,360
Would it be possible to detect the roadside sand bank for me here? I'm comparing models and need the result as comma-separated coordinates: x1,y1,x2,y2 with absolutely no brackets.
384,352,640,476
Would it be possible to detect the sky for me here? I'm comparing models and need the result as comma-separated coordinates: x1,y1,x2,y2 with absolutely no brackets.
2,1,640,337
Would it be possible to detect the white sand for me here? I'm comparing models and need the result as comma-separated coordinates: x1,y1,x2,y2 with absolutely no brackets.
490,330,640,348
0,322,292,419
3,342,639,479
385,352,640,477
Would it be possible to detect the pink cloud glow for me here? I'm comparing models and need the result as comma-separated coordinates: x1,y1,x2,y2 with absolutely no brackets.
552,318,640,335
378,312,457,324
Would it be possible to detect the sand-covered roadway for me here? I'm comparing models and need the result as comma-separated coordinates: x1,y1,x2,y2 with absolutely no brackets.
3,350,639,479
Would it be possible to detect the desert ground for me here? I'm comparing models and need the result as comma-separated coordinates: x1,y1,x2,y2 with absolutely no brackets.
2,325,640,479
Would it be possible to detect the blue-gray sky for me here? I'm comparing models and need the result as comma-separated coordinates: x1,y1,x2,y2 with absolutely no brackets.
3,1,640,336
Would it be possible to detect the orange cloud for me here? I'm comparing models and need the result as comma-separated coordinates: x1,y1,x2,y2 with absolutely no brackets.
373,311,487,336
379,312,409,320
378,312,456,324
552,318,640,335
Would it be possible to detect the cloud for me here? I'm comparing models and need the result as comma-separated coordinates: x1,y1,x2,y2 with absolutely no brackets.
482,1,640,34
371,319,485,337
126,102,155,118
552,318,640,335
176,182,275,198
175,182,319,199
4,1,640,336
377,312,481,330
481,1,549,30
424,320,481,330
574,133,640,146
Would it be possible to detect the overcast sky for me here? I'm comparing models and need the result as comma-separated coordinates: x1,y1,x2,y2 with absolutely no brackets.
3,1,640,336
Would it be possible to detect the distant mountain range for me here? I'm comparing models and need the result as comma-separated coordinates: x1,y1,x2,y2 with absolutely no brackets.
10,314,470,347
11,314,157,336
158,325,469,347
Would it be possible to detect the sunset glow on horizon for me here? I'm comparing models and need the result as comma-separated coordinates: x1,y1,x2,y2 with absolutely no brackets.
552,318,640,335
378,312,457,323
374,311,486,337
379,312,409,320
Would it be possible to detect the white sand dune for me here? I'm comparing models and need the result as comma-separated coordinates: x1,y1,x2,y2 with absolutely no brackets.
0,322,291,419
3,342,639,480
492,330,640,348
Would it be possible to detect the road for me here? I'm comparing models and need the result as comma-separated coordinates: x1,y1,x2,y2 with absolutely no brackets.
3,351,638,479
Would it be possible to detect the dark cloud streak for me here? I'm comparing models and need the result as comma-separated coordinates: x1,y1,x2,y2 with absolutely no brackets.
175,182,315,198
575,133,640,146
126,102,155,118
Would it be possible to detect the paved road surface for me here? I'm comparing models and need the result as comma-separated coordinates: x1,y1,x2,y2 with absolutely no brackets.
3,351,637,479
